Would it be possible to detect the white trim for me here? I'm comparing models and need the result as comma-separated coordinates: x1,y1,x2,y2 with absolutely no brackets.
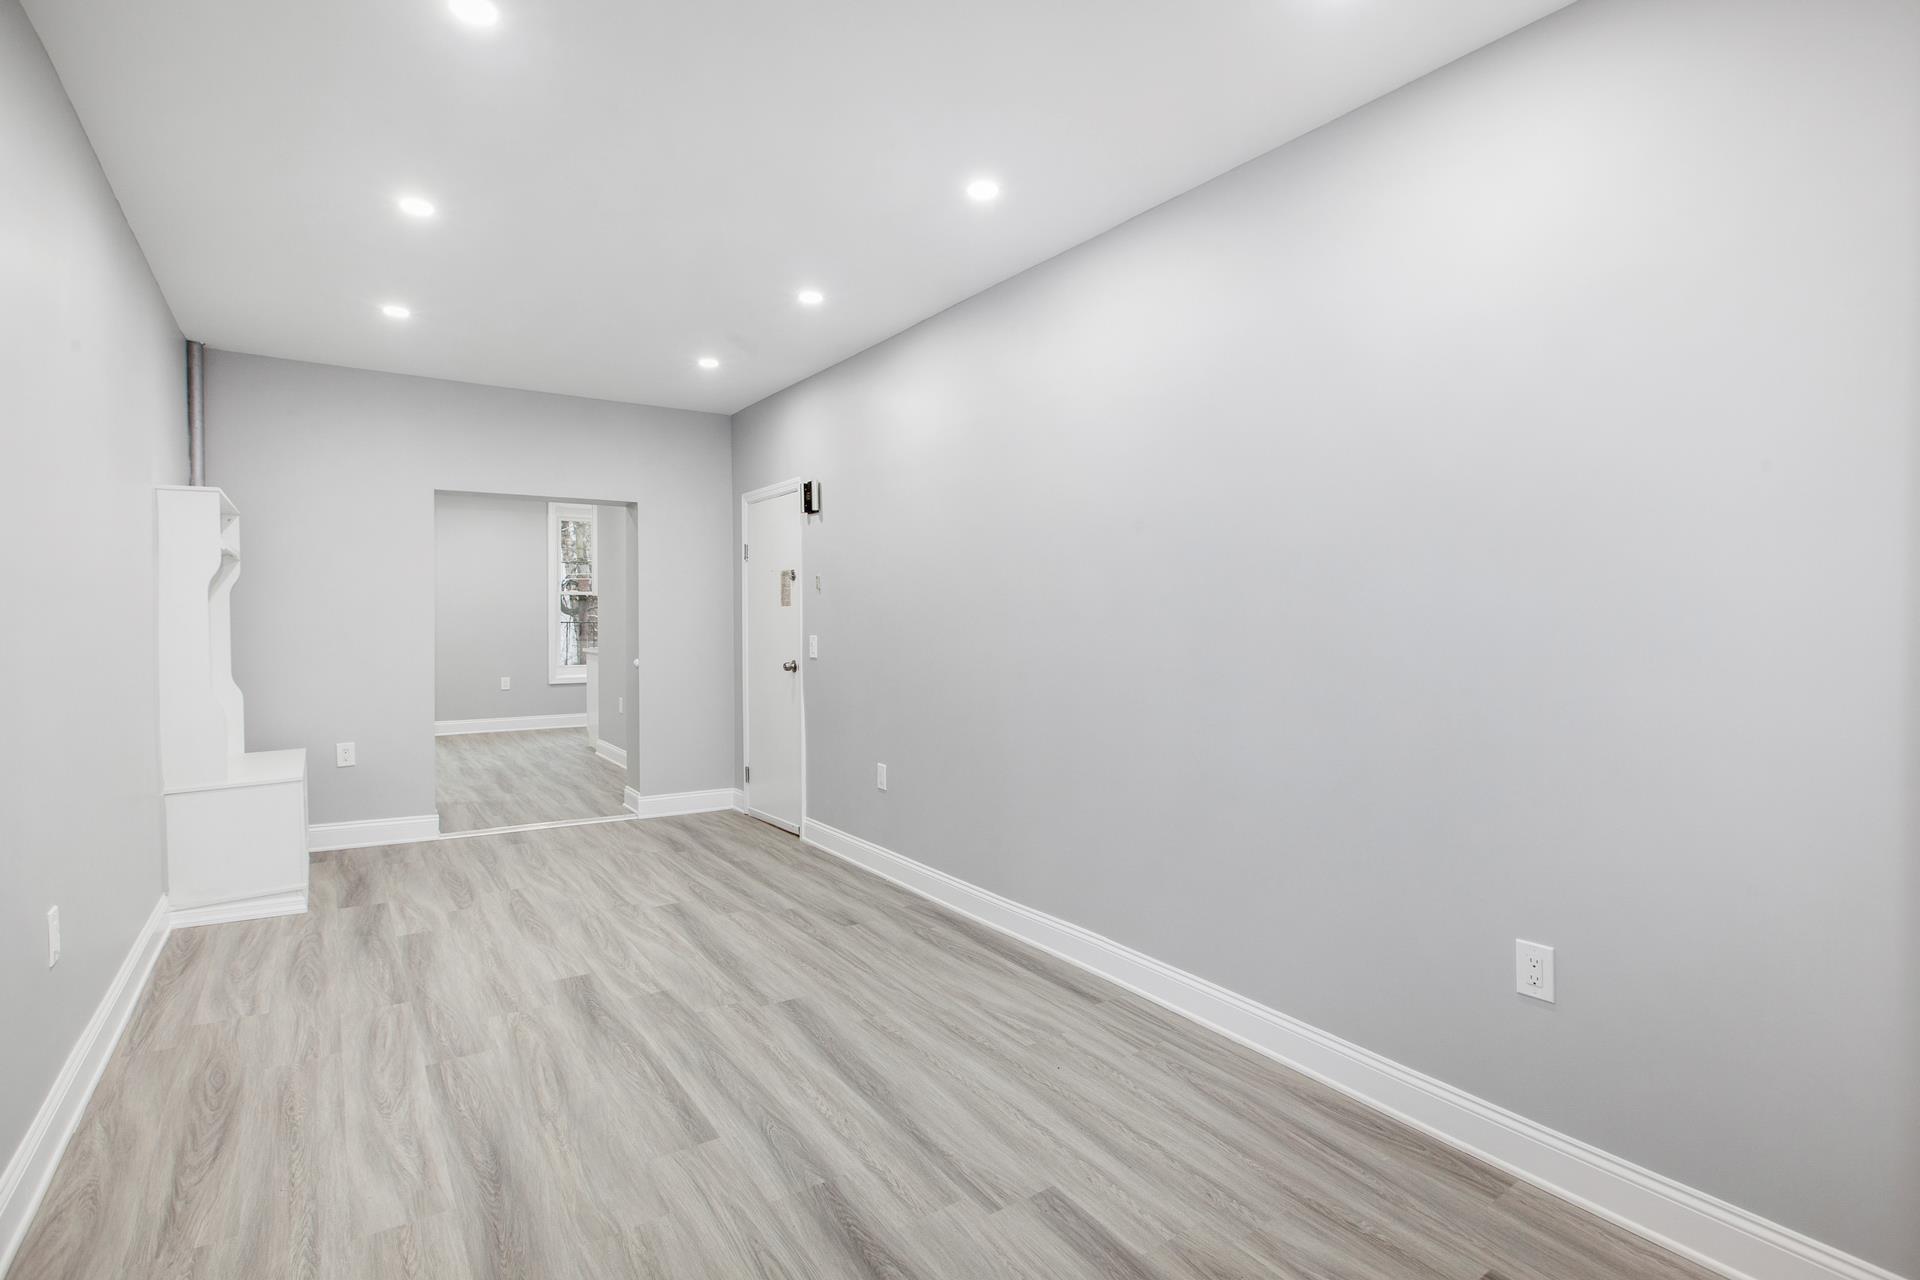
594,738,627,768
308,813,441,851
0,895,170,1275
434,712,587,736
624,786,746,819
798,818,1905,1280
169,888,307,929
739,478,808,834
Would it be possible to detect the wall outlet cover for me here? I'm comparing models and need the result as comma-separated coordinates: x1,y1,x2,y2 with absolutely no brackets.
500,676,512,690
336,741,357,767
1516,939,1555,1003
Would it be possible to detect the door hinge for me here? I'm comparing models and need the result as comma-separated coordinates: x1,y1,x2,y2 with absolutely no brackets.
743,543,749,561
744,765,750,782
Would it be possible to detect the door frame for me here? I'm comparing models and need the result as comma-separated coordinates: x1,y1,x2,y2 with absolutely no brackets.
739,478,807,833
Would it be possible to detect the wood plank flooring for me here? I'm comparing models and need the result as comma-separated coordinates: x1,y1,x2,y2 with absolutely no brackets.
10,812,1722,1280
436,728,627,832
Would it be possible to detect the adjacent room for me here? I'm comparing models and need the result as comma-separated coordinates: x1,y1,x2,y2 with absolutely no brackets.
3,2,1915,1279
433,490,638,833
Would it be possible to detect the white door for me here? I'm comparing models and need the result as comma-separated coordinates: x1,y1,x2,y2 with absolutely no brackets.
744,487,803,831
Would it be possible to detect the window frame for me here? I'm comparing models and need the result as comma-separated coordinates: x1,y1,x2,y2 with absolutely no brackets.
547,502,599,685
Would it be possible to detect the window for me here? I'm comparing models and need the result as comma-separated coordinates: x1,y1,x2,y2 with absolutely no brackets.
548,502,598,683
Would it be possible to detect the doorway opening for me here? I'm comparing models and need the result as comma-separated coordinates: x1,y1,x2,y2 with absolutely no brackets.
433,490,640,834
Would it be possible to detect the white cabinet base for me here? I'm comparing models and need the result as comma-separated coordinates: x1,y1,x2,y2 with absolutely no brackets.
163,748,308,913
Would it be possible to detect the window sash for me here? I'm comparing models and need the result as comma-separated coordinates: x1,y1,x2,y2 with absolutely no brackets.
548,502,598,684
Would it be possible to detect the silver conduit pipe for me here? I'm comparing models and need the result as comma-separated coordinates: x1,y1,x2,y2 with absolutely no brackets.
186,339,205,485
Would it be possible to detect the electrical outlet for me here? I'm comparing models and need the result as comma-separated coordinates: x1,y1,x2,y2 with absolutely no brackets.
1516,939,1555,1003
47,906,60,968
808,635,818,659
336,742,356,767
876,763,887,791
500,676,512,690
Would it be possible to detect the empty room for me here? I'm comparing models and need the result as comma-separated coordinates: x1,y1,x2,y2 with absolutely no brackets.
1,0,1914,1278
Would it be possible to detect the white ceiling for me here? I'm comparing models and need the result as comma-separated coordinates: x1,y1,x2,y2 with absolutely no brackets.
26,0,1572,415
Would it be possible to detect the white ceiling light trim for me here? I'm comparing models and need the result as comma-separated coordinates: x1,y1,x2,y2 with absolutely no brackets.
396,194,437,219
796,288,825,307
696,355,721,370
380,302,412,319
965,176,1002,203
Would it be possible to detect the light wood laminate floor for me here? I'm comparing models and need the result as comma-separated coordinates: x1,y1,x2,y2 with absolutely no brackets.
11,813,1719,1280
436,728,627,832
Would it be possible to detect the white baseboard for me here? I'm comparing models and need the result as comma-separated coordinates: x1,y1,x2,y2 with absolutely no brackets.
623,786,746,819
594,738,627,768
434,713,587,736
0,894,170,1275
308,813,441,852
798,818,1903,1280
169,888,307,929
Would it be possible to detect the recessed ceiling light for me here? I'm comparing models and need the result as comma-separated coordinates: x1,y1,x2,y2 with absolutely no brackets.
381,303,412,319
965,177,1001,203
396,194,437,219
447,0,499,27
697,356,720,370
796,288,825,307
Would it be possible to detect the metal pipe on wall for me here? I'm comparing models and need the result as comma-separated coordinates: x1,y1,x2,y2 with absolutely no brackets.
186,339,206,485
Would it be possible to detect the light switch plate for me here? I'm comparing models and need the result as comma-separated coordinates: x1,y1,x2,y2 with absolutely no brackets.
47,906,60,968
876,763,887,791
809,635,818,659
500,676,512,690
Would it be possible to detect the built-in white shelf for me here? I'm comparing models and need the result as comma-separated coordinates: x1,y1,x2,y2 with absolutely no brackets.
156,486,308,916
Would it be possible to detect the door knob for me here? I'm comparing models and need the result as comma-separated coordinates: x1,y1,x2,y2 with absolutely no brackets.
782,659,798,672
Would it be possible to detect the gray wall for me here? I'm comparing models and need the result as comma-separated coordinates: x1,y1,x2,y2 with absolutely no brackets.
210,352,732,824
0,0,183,1188
731,0,1920,1271
595,503,636,759
433,491,588,723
